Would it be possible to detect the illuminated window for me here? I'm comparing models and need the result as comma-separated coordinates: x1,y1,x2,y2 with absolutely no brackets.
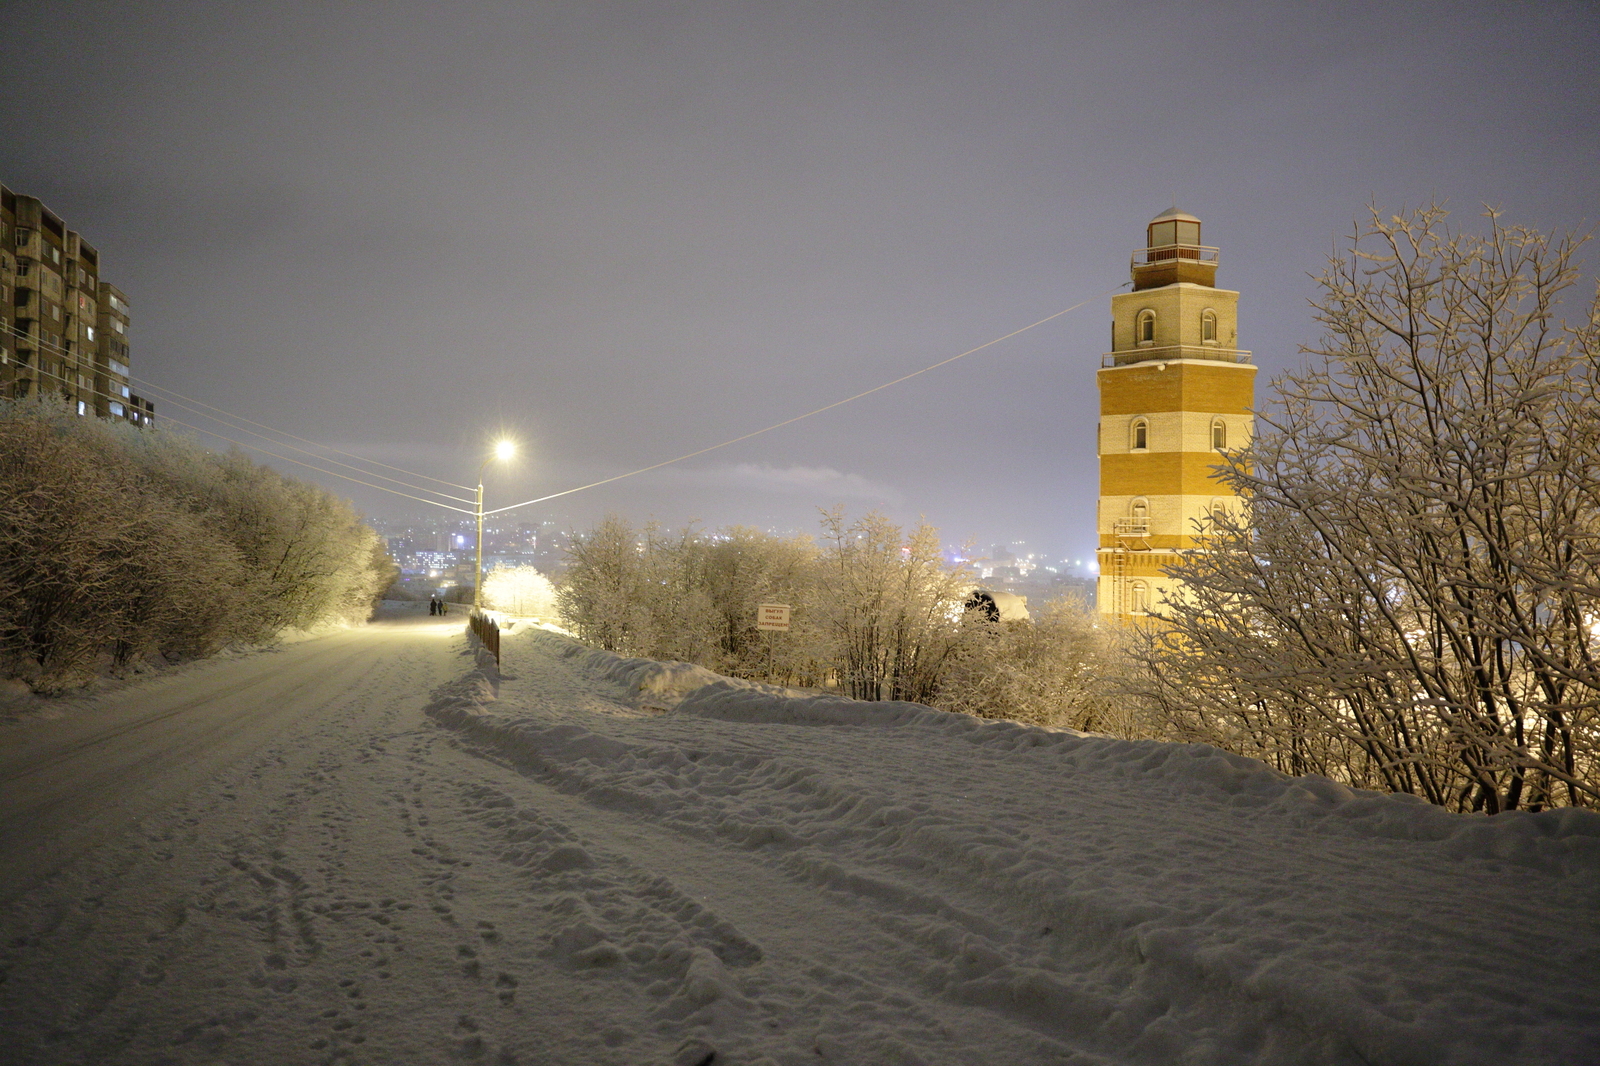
1131,418,1148,450
1202,309,1217,344
1212,418,1226,450
1137,310,1156,346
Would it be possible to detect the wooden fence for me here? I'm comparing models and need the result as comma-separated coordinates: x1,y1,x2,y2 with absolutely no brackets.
468,610,501,666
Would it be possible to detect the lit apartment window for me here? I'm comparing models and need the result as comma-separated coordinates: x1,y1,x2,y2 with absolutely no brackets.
109,401,125,416
77,400,87,416
85,325,94,341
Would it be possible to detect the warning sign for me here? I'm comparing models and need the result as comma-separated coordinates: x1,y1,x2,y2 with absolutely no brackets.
756,603,791,631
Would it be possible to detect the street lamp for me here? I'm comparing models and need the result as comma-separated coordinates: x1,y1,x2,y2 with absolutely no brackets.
475,439,517,611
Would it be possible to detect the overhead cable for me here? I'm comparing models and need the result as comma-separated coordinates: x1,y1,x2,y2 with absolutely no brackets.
484,291,1113,517
130,377,477,492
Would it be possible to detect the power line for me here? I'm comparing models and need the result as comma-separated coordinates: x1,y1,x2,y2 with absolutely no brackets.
4,323,475,505
484,291,1112,517
8,287,1108,522
130,377,476,492
0,348,479,514
142,388,477,505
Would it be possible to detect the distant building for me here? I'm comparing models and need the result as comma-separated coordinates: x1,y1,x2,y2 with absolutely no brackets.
1096,209,1256,619
0,183,152,423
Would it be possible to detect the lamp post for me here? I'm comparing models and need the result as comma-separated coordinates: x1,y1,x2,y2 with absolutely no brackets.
475,439,516,612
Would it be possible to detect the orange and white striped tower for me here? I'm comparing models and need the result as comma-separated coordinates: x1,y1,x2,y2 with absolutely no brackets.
1096,209,1256,619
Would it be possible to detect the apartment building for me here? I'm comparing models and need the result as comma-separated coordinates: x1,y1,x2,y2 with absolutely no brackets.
1,183,153,424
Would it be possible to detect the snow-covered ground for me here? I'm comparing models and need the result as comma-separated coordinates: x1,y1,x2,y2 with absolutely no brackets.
2,612,1597,1065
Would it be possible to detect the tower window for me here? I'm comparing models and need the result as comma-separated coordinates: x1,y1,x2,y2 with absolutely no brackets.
1137,310,1156,346
1130,580,1150,614
1202,309,1217,344
1131,418,1148,451
1212,418,1226,450
1130,497,1149,520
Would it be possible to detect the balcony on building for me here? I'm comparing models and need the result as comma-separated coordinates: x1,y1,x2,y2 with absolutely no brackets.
1103,343,1252,368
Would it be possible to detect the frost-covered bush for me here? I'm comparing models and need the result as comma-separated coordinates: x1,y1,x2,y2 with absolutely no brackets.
559,510,1101,709
483,563,559,619
935,595,1136,733
0,399,394,691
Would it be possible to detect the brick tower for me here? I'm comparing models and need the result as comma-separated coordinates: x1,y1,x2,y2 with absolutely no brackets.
1096,209,1256,619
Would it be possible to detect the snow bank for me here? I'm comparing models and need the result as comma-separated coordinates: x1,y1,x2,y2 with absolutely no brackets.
419,628,1600,1064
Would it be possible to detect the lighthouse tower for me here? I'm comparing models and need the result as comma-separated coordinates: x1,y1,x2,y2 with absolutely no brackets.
1096,209,1256,619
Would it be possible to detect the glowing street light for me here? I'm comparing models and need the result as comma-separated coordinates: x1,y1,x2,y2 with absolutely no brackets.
475,439,517,611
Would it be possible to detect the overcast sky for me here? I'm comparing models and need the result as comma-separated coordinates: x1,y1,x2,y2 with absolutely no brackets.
3,1,1596,564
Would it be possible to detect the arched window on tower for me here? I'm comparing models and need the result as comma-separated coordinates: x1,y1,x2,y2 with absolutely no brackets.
1131,418,1149,451
1130,497,1149,520
1137,309,1156,346
1208,497,1230,533
1201,309,1217,345
1130,580,1150,614
1211,417,1227,450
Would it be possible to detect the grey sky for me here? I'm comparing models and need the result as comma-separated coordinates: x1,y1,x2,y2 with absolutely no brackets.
4,1,1596,563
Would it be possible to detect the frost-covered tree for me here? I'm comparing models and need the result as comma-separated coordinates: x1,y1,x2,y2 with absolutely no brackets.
0,399,394,691
697,527,825,680
483,563,559,619
557,515,655,653
1136,205,1600,812
813,509,972,703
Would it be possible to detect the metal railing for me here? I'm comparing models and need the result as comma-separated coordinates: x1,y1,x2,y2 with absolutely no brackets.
1103,345,1252,367
1131,242,1219,268
1113,518,1150,538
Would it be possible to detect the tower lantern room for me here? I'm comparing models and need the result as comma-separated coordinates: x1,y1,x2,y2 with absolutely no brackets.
1095,209,1256,620
1132,208,1217,291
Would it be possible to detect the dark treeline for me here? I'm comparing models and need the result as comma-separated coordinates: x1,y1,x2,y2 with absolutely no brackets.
1,400,394,692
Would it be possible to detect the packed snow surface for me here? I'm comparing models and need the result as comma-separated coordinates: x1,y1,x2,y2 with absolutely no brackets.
2,611,1596,1065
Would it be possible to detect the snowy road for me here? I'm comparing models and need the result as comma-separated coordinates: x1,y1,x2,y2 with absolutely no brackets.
1,613,1597,1065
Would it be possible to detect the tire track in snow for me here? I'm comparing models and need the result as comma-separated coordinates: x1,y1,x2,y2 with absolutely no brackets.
425,633,1600,1065
425,644,1124,1064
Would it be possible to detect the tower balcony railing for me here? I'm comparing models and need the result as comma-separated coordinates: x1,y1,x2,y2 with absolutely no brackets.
1113,518,1151,538
1103,345,1252,367
1131,242,1219,269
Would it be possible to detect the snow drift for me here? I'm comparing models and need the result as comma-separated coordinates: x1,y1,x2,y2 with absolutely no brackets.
421,627,1600,1065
